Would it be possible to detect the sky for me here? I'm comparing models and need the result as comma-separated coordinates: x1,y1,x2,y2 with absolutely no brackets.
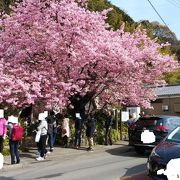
110,0,180,40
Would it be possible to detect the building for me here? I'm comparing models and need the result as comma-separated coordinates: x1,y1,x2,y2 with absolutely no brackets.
144,85,180,116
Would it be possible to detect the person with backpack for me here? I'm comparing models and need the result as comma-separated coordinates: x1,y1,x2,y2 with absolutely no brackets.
0,110,7,154
7,116,23,164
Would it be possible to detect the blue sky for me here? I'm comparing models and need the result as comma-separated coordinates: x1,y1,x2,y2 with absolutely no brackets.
110,0,180,40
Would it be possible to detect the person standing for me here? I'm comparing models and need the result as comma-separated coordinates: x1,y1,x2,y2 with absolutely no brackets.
54,113,63,145
36,113,48,161
0,113,7,154
86,112,96,152
126,114,136,127
52,113,58,146
74,113,82,149
105,111,113,146
126,114,136,145
46,111,55,153
61,114,70,148
7,116,21,164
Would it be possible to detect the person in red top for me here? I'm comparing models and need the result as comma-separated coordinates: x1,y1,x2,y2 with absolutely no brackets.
7,116,20,164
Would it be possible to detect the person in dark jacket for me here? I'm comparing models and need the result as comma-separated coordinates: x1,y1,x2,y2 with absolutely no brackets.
74,113,82,149
86,112,96,152
46,111,56,152
126,114,136,145
54,113,63,145
105,111,113,145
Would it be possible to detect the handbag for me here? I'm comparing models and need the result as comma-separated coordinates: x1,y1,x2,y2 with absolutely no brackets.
35,130,41,142
0,153,3,169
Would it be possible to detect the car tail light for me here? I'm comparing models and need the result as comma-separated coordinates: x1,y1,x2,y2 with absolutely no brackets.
155,125,169,132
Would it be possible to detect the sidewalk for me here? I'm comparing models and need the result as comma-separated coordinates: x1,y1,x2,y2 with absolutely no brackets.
2,141,130,171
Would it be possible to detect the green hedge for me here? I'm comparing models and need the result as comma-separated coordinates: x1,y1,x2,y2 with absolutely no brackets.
3,138,10,156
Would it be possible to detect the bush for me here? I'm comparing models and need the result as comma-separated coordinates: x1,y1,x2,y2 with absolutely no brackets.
111,129,120,143
94,129,105,145
3,138,10,156
93,110,122,145
121,122,128,133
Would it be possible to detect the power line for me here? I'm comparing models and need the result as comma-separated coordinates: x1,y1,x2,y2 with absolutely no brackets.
147,0,170,28
173,0,180,6
166,0,180,9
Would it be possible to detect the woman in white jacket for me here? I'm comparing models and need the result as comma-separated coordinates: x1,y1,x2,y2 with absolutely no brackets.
36,114,48,161
61,115,70,148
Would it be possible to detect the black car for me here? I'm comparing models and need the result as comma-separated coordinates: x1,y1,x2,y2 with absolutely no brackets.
147,126,180,179
129,115,180,154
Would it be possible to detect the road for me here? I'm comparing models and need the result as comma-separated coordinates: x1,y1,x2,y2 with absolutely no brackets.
0,143,152,180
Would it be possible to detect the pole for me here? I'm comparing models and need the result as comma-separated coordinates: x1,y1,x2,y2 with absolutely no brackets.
115,109,118,131
119,109,122,140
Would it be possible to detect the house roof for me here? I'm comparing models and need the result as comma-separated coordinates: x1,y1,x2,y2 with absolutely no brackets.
155,85,180,96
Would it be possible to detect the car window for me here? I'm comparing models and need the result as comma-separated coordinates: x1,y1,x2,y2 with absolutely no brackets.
136,120,156,126
167,127,180,142
164,117,180,130
135,117,160,130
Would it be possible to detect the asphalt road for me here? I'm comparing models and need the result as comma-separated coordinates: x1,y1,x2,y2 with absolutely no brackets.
0,143,152,180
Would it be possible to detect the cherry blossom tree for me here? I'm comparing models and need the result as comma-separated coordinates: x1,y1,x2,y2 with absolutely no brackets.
0,0,178,116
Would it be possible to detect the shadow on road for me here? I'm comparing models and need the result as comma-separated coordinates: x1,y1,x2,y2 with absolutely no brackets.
120,173,153,180
119,163,153,180
123,163,147,176
36,172,64,179
0,176,16,180
20,152,35,159
105,146,150,158
67,146,88,151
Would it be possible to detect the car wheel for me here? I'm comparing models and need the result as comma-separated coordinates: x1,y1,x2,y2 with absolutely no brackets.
147,170,150,176
147,168,153,177
135,146,145,155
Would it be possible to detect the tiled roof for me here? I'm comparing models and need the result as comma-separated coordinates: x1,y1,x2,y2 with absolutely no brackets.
155,85,180,96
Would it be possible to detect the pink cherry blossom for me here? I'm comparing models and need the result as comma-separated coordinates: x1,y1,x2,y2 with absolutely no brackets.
0,0,178,111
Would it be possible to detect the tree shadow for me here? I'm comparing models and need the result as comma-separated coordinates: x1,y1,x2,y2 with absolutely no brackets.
20,152,35,159
65,146,89,151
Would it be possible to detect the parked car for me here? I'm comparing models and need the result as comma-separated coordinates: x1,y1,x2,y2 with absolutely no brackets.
129,115,180,154
147,126,180,179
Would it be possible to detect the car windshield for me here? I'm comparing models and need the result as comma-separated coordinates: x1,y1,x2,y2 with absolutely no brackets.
167,127,180,143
